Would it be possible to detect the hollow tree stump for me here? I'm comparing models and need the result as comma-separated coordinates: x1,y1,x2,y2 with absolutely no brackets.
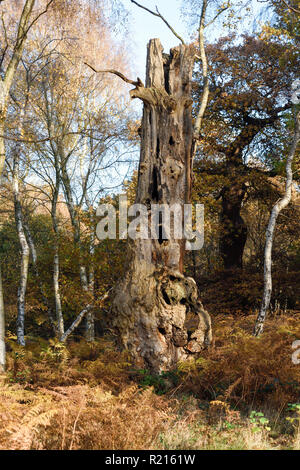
110,39,212,372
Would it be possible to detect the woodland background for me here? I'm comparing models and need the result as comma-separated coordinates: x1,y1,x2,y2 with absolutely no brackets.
0,0,299,450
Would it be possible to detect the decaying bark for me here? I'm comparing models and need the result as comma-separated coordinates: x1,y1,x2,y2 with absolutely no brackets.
110,39,212,373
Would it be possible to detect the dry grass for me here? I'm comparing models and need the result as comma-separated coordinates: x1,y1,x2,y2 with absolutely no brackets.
0,314,299,450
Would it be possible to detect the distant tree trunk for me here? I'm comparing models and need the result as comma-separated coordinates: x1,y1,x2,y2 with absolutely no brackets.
219,179,247,269
110,39,212,373
13,148,29,346
51,167,64,339
254,111,300,336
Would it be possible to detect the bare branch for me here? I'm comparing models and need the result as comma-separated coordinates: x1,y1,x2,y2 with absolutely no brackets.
0,129,108,144
205,6,230,28
130,0,185,45
84,62,144,87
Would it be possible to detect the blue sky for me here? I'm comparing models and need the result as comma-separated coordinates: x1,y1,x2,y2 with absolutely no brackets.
125,0,187,79
123,0,265,80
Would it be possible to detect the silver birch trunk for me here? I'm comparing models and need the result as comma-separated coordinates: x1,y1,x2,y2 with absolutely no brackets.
51,169,64,339
61,305,92,343
0,0,36,364
192,0,209,158
50,163,90,341
85,204,95,342
61,156,95,340
23,219,57,332
254,111,300,336
0,268,5,372
85,242,95,342
0,121,5,369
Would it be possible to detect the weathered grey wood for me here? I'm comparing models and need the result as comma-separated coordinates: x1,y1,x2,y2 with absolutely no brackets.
111,39,212,372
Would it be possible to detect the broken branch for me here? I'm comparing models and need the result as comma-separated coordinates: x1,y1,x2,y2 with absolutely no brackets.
84,62,144,87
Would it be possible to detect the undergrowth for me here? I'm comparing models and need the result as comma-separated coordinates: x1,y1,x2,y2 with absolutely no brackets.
0,314,299,450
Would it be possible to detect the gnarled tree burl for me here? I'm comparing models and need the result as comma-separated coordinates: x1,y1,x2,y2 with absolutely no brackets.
107,39,212,372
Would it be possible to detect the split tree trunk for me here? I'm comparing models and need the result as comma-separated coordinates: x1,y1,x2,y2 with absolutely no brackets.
0,123,5,371
0,268,5,372
110,39,212,373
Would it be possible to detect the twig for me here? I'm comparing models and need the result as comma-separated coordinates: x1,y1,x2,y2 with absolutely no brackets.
24,0,55,37
205,6,230,28
130,0,185,45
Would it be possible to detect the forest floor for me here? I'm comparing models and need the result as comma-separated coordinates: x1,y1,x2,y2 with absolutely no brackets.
0,314,300,450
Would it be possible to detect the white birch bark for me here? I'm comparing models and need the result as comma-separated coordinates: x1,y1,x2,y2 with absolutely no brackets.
0,0,51,364
0,268,5,372
0,120,5,369
85,228,95,342
254,111,300,336
0,0,36,176
110,39,212,372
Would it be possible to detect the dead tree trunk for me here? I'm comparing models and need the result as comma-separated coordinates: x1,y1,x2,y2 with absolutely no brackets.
110,39,212,373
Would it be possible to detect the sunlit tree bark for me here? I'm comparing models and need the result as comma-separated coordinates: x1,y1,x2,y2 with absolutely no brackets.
109,39,212,372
